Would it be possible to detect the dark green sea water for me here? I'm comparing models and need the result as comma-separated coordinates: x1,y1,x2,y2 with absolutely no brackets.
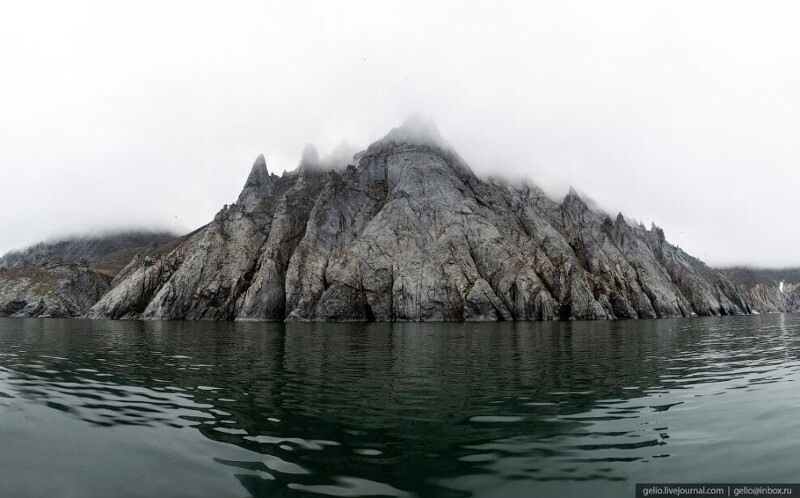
1,315,799,497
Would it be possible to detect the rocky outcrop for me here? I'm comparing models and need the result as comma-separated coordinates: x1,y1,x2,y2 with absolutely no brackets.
87,118,752,321
723,267,800,313
0,230,179,318
0,262,111,318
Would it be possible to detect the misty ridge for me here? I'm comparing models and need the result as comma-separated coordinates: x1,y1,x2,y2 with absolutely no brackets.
277,116,657,234
0,115,800,321
2,115,797,321
0,231,177,272
256,115,654,240
5,1,800,273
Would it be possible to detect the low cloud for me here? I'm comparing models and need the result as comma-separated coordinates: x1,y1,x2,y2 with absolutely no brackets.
1,1,798,267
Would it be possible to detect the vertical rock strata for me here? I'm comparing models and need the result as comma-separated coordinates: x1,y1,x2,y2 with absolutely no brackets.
87,121,750,321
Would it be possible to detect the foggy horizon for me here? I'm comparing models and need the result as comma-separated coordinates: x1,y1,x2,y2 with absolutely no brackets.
2,1,799,268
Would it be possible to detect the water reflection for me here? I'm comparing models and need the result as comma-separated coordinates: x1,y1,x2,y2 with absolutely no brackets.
0,315,799,497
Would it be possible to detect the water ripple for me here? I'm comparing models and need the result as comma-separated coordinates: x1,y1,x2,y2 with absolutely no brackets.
1,315,799,497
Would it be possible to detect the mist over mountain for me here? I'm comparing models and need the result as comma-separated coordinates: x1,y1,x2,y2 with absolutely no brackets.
0,231,178,318
3,121,797,321
0,231,178,275
82,119,773,322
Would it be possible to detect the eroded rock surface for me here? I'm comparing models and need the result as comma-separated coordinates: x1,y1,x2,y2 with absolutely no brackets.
87,119,752,321
724,268,800,313
0,263,111,318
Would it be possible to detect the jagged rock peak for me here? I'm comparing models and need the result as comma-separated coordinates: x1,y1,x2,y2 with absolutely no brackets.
564,187,601,209
650,222,665,240
356,115,478,183
238,153,278,210
301,144,320,166
564,187,588,208
379,114,447,148
84,116,756,323
291,141,361,174
244,154,270,188
289,144,329,178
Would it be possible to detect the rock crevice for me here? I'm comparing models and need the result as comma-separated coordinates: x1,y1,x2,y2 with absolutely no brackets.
87,121,756,321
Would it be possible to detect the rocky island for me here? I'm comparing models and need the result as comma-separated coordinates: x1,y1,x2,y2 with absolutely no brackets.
2,119,797,321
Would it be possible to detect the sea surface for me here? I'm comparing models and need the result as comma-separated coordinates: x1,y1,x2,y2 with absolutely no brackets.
1,315,799,497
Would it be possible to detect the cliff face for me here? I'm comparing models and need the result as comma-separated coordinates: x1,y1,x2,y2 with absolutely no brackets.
87,120,751,321
0,231,180,318
723,268,800,313
0,263,111,318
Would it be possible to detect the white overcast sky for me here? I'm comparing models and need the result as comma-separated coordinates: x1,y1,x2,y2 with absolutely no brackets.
1,1,799,267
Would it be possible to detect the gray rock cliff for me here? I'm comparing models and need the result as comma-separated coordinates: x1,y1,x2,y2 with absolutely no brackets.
87,119,752,321
0,231,180,318
0,262,111,318
723,268,800,313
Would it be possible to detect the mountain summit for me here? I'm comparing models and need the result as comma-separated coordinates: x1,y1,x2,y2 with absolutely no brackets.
87,121,752,321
